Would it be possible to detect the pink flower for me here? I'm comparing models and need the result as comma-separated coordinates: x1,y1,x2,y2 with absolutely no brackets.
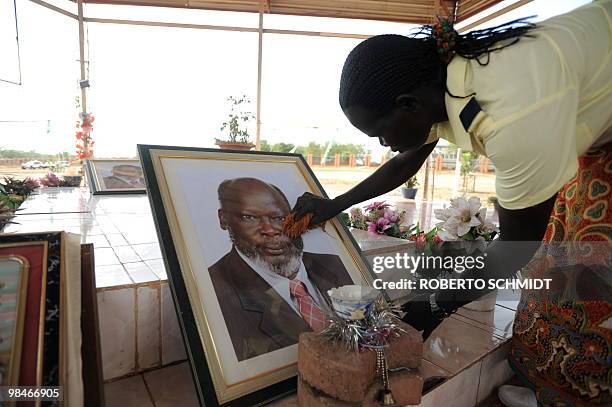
24,177,39,189
367,217,391,235
365,201,390,211
415,233,427,250
350,207,364,221
40,172,60,187
382,208,399,223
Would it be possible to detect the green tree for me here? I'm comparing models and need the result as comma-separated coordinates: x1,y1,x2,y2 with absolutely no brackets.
0,148,57,160
295,142,325,157
270,143,295,153
461,151,479,191
259,140,272,152
328,143,365,156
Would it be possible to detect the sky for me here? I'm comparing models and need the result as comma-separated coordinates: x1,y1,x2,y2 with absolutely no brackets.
0,0,591,158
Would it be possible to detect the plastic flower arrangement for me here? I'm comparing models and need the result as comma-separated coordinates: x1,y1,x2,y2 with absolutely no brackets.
1,177,39,197
76,112,95,160
434,196,498,242
347,201,408,239
406,223,442,254
40,172,61,187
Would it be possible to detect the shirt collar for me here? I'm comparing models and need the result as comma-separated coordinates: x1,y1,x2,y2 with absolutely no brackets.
234,249,324,311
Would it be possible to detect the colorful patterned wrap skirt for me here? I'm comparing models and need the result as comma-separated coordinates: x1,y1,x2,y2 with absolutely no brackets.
509,145,612,406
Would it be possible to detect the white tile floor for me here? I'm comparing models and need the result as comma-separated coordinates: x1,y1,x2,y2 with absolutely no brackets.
105,338,512,407
104,362,198,407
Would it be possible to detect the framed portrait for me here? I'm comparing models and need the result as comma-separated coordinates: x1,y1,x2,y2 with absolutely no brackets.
0,233,83,407
0,241,47,389
138,145,377,406
85,159,147,195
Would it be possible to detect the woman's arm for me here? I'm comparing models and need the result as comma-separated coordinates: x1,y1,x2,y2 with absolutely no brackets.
333,141,438,210
293,141,437,225
404,195,557,338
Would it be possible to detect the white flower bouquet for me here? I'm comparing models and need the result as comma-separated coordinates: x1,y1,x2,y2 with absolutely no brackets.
434,196,498,242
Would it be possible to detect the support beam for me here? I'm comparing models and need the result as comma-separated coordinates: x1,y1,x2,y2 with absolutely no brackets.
83,17,371,39
78,0,89,158
27,0,78,20
458,0,533,32
256,1,264,150
83,17,259,33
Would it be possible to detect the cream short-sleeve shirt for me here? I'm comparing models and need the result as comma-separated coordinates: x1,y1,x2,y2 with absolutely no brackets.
428,0,611,210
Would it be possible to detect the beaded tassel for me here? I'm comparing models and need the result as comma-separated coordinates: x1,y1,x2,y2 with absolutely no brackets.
376,348,396,406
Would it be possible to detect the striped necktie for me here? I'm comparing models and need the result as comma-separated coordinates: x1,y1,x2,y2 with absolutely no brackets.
289,279,327,332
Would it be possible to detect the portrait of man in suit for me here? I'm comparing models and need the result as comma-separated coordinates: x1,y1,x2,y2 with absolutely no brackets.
209,177,353,361
102,164,145,189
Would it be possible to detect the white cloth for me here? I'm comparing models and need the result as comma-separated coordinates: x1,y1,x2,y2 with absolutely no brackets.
235,249,325,316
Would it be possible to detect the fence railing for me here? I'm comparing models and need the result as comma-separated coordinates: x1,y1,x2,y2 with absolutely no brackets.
303,153,494,173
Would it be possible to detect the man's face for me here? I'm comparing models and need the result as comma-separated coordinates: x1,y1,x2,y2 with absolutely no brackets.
219,182,303,276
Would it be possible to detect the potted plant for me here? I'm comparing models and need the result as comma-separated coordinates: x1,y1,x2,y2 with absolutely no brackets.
400,176,419,199
215,95,256,151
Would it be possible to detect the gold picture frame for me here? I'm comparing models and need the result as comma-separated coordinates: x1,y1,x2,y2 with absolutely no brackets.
0,240,49,393
0,255,29,388
138,145,377,406
85,159,147,195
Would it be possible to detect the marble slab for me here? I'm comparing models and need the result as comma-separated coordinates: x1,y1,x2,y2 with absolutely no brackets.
424,316,505,375
350,227,413,255
455,305,516,340
161,282,187,365
98,289,137,380
137,286,161,370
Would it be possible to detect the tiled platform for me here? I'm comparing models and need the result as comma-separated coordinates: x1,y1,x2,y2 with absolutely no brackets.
5,188,515,406
104,313,515,407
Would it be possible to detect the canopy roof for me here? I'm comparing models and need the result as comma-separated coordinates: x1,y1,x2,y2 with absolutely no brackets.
78,0,502,24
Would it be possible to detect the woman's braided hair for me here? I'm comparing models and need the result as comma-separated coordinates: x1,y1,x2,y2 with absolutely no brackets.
339,17,536,115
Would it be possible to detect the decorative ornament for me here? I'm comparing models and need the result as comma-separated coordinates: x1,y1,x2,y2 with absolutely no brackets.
376,348,396,406
322,285,405,404
76,112,95,160
431,17,458,63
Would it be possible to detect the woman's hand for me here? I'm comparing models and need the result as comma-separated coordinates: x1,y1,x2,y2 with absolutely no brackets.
292,192,345,226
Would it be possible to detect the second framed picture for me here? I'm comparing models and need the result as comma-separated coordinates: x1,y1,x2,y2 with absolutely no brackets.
85,159,147,195
138,145,377,406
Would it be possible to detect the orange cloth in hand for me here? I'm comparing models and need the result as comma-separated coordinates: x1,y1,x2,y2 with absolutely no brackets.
283,213,326,239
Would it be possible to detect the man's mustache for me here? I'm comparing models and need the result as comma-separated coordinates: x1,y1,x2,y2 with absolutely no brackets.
227,228,304,253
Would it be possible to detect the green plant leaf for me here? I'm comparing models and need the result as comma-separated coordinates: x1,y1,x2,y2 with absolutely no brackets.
338,212,350,226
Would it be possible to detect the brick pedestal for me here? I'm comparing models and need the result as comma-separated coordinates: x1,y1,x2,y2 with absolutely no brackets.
298,369,423,407
298,321,423,406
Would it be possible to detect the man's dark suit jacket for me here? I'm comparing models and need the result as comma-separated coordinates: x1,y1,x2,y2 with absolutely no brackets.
102,176,144,189
208,247,353,361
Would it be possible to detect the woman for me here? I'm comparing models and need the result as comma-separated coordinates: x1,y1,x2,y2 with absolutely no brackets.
292,1,611,406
